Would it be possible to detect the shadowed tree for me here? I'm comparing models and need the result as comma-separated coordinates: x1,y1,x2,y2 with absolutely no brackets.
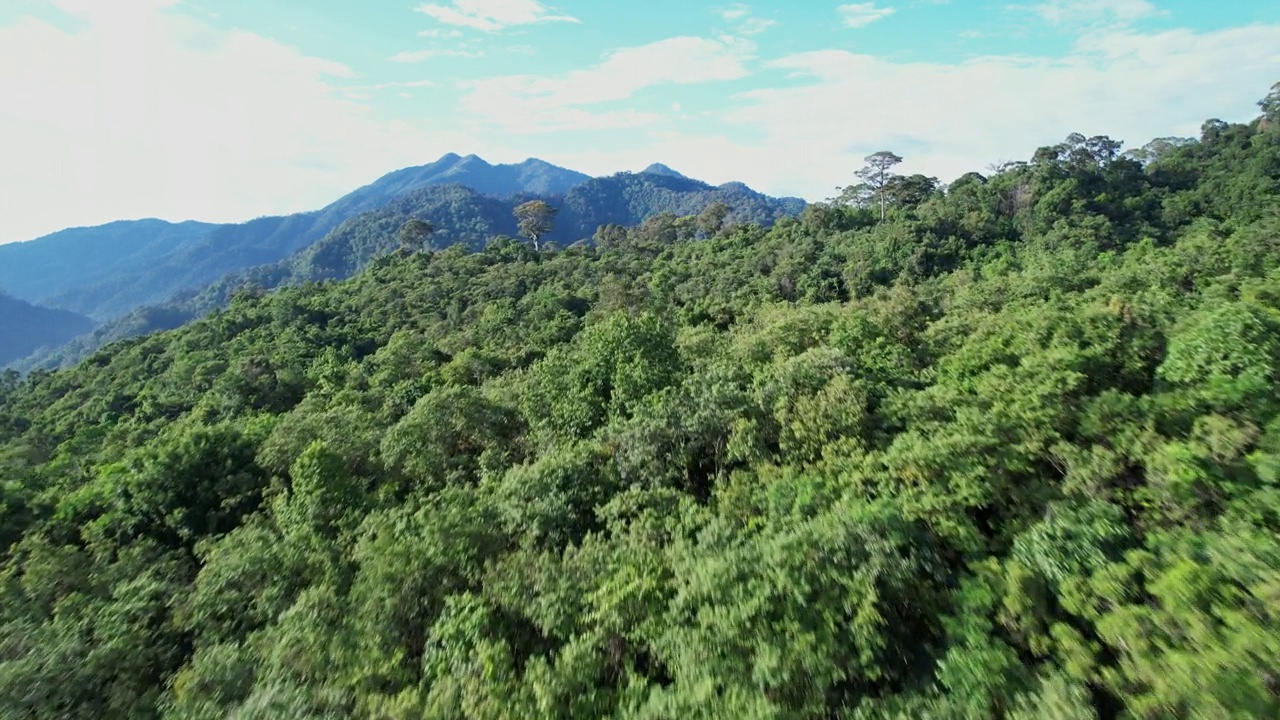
514,200,557,251
397,219,435,253
696,202,732,238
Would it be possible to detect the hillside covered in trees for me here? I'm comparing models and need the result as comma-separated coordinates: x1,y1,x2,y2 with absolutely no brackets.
2,86,1280,718
15,171,802,371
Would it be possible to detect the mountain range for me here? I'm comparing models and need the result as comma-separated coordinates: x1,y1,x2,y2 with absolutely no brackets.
0,154,594,322
1,155,804,369
0,293,95,366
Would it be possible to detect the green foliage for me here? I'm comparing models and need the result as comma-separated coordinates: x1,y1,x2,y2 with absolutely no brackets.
4,94,1280,718
515,200,557,250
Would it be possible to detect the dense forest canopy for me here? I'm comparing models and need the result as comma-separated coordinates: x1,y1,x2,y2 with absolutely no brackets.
2,87,1280,718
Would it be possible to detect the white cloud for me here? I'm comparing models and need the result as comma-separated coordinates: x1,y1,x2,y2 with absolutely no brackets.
4,0,1275,248
525,24,1280,203
366,80,437,90
1030,0,1161,25
719,4,775,35
712,23,1280,198
738,17,777,35
838,2,896,28
460,36,754,133
47,0,180,21
388,48,484,62
0,2,468,244
416,0,578,32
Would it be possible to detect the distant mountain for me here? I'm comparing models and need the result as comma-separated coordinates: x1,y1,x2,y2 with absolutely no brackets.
557,171,805,239
0,293,95,366
289,184,522,282
0,220,217,318
0,213,349,321
640,163,688,179
0,155,590,322
266,174,803,286
17,173,805,370
328,154,591,213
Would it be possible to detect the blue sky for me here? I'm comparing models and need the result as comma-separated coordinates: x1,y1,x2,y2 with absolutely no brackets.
1,0,1278,243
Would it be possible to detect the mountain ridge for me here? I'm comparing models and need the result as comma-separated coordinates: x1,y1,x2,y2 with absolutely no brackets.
2,157,805,369
0,154,595,321
0,155,786,323
0,292,96,366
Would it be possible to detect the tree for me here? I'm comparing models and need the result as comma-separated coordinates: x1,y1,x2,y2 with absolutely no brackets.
397,219,435,253
1201,119,1230,142
1261,82,1280,124
696,202,731,238
514,200,557,251
1125,137,1197,166
857,151,904,221
883,174,941,209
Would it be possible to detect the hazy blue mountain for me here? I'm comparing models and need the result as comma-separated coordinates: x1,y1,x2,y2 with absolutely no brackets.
11,160,804,370
557,171,805,239
0,155,590,322
0,214,346,321
0,220,217,317
640,163,689,179
327,154,591,214
275,174,803,287
0,292,95,366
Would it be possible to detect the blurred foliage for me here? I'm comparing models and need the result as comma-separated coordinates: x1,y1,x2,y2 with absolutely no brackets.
3,95,1280,718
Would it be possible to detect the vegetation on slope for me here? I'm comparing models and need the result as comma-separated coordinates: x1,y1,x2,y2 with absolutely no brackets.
18,173,802,370
1,87,1280,718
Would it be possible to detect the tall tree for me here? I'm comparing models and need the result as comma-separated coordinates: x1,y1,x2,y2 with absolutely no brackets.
1261,82,1280,125
696,202,732,238
398,219,435,253
514,200,557,251
857,151,904,221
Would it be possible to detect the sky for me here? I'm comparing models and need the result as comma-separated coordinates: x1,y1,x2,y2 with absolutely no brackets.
1,0,1278,244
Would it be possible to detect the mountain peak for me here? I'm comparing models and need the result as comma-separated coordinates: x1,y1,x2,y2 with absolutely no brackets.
641,163,687,178
455,154,491,168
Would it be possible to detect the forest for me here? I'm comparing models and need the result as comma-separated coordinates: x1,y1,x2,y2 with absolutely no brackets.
1,84,1280,718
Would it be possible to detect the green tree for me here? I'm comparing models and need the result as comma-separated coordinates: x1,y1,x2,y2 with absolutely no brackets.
514,200,557,251
1259,81,1280,124
397,218,436,253
859,150,904,221
695,201,731,238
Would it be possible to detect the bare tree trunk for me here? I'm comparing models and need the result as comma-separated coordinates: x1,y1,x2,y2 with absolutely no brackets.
879,168,887,221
